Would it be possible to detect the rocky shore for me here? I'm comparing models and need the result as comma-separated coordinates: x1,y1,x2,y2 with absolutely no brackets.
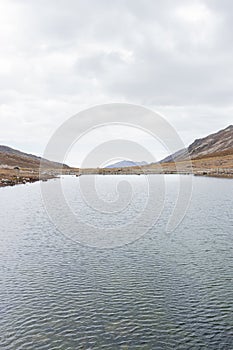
75,154,233,178
1,158,233,189
76,167,233,178
0,168,57,188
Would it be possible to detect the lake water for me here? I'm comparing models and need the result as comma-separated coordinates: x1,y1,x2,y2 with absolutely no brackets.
0,175,232,349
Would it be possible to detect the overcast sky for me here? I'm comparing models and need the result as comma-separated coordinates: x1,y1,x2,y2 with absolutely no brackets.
0,0,233,165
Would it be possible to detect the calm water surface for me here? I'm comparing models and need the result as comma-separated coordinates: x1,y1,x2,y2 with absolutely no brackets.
0,175,232,349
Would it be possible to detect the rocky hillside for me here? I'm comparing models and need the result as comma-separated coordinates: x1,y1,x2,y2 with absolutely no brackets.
105,160,148,168
0,145,69,169
161,125,233,162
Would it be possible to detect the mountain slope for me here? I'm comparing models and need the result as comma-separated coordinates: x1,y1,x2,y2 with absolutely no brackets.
161,125,233,163
105,160,148,168
0,145,69,169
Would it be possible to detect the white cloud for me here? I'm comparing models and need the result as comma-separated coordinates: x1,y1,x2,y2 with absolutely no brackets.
0,0,232,165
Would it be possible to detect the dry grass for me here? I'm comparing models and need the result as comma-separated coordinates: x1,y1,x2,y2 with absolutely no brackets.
1,153,233,188
0,168,56,187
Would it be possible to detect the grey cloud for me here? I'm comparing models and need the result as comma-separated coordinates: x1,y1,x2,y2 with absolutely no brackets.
0,0,233,158
3,0,233,106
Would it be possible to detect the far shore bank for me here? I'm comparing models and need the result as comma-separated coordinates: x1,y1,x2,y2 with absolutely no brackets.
1,163,233,188
0,168,57,188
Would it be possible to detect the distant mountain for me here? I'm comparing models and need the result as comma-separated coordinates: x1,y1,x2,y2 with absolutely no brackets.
105,160,148,168
0,145,69,169
161,125,233,163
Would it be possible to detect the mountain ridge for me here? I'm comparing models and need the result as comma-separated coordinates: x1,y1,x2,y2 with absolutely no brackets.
161,125,233,163
105,160,148,168
0,145,69,169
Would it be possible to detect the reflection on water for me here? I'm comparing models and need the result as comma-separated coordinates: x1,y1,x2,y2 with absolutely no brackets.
0,176,232,349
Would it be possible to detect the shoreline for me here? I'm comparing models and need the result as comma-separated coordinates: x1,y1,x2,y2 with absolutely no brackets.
0,168,57,188
1,167,233,188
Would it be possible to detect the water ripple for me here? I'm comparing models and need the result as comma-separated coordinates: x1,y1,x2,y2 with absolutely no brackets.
0,176,232,349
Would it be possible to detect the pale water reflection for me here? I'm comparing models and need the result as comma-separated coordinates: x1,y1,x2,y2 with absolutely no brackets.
0,176,232,349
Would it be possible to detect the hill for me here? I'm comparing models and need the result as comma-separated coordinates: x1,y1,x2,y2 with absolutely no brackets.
161,125,233,163
0,145,69,169
105,160,147,168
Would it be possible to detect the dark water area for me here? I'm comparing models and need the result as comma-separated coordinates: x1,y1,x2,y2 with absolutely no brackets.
0,175,232,349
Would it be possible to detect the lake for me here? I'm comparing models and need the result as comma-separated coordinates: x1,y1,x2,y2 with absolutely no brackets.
0,175,232,349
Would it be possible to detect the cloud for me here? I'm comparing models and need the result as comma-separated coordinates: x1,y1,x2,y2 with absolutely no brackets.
0,0,232,163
